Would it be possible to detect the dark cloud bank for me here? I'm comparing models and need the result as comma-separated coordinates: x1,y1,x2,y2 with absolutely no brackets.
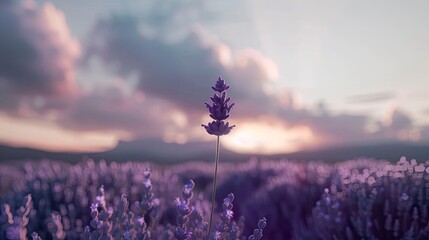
0,0,80,115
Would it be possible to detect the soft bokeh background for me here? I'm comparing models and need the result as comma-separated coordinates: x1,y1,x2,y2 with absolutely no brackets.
1,0,428,158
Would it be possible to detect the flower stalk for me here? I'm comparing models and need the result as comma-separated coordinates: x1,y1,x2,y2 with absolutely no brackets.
208,135,220,237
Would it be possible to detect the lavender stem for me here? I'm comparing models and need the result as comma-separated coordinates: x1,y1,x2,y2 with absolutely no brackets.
208,135,220,238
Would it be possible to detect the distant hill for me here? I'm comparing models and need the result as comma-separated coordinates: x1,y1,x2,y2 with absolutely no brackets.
89,138,246,163
0,139,428,164
0,145,84,163
275,142,429,163
0,139,247,164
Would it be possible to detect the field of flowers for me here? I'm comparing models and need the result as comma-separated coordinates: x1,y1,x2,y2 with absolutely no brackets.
1,156,429,240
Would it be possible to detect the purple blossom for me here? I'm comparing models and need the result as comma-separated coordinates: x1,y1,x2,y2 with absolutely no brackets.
31,232,42,240
221,193,234,223
205,92,235,121
211,77,230,93
202,77,235,136
182,180,195,200
202,121,235,136
175,180,195,240
215,193,238,239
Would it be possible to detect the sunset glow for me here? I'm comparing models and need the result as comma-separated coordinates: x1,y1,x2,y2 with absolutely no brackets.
223,121,315,154
0,115,117,152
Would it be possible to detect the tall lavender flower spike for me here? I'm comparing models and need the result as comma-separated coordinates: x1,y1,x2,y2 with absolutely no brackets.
202,77,235,136
202,76,235,238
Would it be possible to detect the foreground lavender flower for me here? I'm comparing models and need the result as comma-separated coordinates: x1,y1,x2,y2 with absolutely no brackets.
202,77,235,136
202,77,235,238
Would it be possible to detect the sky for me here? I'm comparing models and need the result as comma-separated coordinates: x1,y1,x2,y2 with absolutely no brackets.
0,0,428,154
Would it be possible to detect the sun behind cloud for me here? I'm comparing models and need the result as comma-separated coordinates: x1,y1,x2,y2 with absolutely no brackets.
222,119,315,155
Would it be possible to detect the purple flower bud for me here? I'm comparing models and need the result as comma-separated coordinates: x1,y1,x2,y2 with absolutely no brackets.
202,121,235,136
257,217,267,229
176,199,192,217
136,217,145,227
248,217,267,240
211,77,230,93
90,203,98,212
222,193,234,211
202,77,235,136
182,180,195,200
32,232,42,240
222,210,233,221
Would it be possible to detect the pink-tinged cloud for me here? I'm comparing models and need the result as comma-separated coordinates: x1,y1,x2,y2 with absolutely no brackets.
58,83,193,142
83,15,280,117
420,127,429,142
0,0,80,115
376,108,424,142
345,91,396,104
383,108,413,132
0,3,427,153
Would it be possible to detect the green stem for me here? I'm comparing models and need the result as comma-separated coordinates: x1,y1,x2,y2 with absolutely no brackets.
208,135,220,239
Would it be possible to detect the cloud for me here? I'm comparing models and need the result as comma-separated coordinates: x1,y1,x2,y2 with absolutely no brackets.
383,108,413,132
420,127,429,142
345,91,396,104
0,6,409,151
58,82,195,143
80,13,429,149
140,0,218,39
60,85,163,136
373,108,424,142
309,113,371,146
84,15,279,117
0,0,80,115
0,2,427,153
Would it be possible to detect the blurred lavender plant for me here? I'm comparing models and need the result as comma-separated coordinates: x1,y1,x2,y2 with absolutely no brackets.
248,217,267,240
85,186,113,240
2,194,32,240
133,168,158,239
48,212,66,240
202,77,235,237
214,193,245,240
174,180,195,240
215,193,234,239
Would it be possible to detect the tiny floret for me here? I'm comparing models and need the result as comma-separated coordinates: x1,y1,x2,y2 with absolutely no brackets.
212,77,230,93
202,121,235,136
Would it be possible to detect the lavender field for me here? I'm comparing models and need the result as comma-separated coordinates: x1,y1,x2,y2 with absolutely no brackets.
2,1,429,239
1,156,429,240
